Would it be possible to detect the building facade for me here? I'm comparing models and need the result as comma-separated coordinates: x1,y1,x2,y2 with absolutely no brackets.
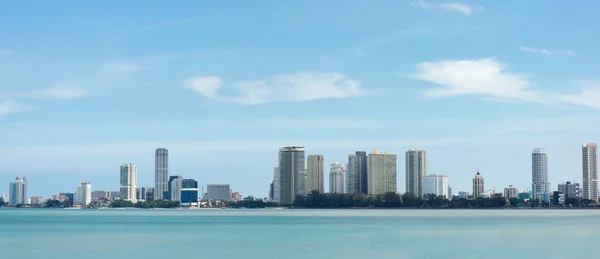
503,185,518,199
558,182,580,199
306,155,325,194
347,151,368,195
277,146,306,205
206,184,231,201
405,150,427,198
273,167,280,203
421,174,449,198
136,187,147,201
91,190,109,200
81,182,92,206
181,179,199,206
155,148,169,200
582,143,598,202
329,162,346,193
472,171,484,199
9,177,28,205
367,150,397,195
120,163,137,202
168,175,183,202
532,148,550,201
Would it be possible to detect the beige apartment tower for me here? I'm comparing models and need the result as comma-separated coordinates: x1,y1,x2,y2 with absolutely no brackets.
582,143,598,202
472,171,484,199
306,155,325,194
367,150,397,195
120,163,138,203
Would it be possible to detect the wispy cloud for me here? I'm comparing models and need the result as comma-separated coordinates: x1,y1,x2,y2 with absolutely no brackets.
518,46,577,56
408,58,600,110
411,0,485,15
21,86,87,100
0,100,32,116
184,72,365,105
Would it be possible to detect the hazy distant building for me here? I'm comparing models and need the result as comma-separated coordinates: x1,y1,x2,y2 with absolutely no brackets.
181,179,199,206
81,182,92,206
9,177,28,205
145,187,154,201
136,187,147,201
168,175,183,202
503,185,518,199
558,182,580,199
472,172,484,199
273,167,280,203
30,196,44,205
458,191,470,199
120,163,137,202
269,181,274,201
91,190,109,200
405,150,427,198
155,148,169,200
277,146,306,204
329,162,346,193
207,184,231,201
421,174,448,198
532,148,550,201
367,150,397,195
59,192,74,204
109,191,120,201
447,185,452,200
306,155,325,194
582,143,598,202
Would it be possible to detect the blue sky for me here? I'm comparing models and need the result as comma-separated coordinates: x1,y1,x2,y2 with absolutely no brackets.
1,0,599,198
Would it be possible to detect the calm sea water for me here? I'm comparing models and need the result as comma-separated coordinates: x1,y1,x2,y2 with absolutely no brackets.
1,209,598,259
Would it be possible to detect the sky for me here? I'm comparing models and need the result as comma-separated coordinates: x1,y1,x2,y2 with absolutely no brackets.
1,0,599,199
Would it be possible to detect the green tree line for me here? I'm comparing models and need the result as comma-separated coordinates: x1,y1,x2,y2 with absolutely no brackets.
110,199,181,208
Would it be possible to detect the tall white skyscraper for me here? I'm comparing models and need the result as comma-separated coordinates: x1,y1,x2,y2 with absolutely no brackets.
75,186,82,204
81,182,91,206
120,163,137,202
582,143,598,202
472,171,484,199
329,162,346,193
8,177,27,205
307,155,325,194
367,150,397,195
155,148,169,200
405,150,427,197
277,146,306,205
532,148,550,201
422,174,449,198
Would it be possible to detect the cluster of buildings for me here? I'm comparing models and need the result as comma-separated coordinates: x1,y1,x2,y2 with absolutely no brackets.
2,148,242,207
269,143,599,205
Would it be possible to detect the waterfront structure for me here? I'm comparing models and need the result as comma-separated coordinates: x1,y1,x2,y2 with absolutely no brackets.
30,196,44,205
81,182,92,206
91,190,109,200
472,172,484,199
503,185,518,199
405,150,427,198
347,151,368,195
155,148,169,200
120,163,137,202
458,191,469,199
532,148,550,201
206,184,231,201
136,187,146,201
8,177,28,205
367,150,397,195
273,168,280,203
558,182,580,199
168,175,183,202
329,162,346,193
145,187,154,201
421,174,449,198
582,143,598,202
181,179,199,206
277,146,306,204
59,192,74,204
306,155,325,194
231,192,243,201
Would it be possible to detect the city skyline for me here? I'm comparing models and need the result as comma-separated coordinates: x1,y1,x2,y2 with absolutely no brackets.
2,2,600,198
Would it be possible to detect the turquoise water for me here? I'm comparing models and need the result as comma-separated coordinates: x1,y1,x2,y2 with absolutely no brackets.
1,209,599,259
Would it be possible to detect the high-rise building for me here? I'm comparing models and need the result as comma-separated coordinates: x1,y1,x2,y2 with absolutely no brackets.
421,174,449,198
356,151,368,194
532,148,550,201
8,177,27,205
582,143,598,202
329,162,346,193
30,196,44,205
503,185,518,199
367,150,397,195
448,185,452,199
347,151,369,195
120,163,137,202
277,146,306,205
405,150,427,198
168,175,183,202
181,179,199,206
91,190,109,200
273,167,280,203
206,184,231,201
75,186,82,204
136,187,147,201
155,148,169,200
306,155,325,194
558,182,580,199
269,181,274,201
472,171,484,199
145,187,154,201
81,182,92,206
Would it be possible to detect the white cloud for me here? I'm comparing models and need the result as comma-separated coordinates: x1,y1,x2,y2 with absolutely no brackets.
0,100,32,116
411,0,484,15
518,46,577,56
25,86,87,99
410,58,544,102
184,72,364,105
560,87,600,109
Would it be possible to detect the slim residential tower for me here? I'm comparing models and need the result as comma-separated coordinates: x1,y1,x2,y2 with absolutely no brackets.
306,155,324,194
367,150,397,195
120,163,137,202
155,148,169,200
532,148,550,201
582,143,598,202
405,150,427,198
472,171,484,199
277,146,306,205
